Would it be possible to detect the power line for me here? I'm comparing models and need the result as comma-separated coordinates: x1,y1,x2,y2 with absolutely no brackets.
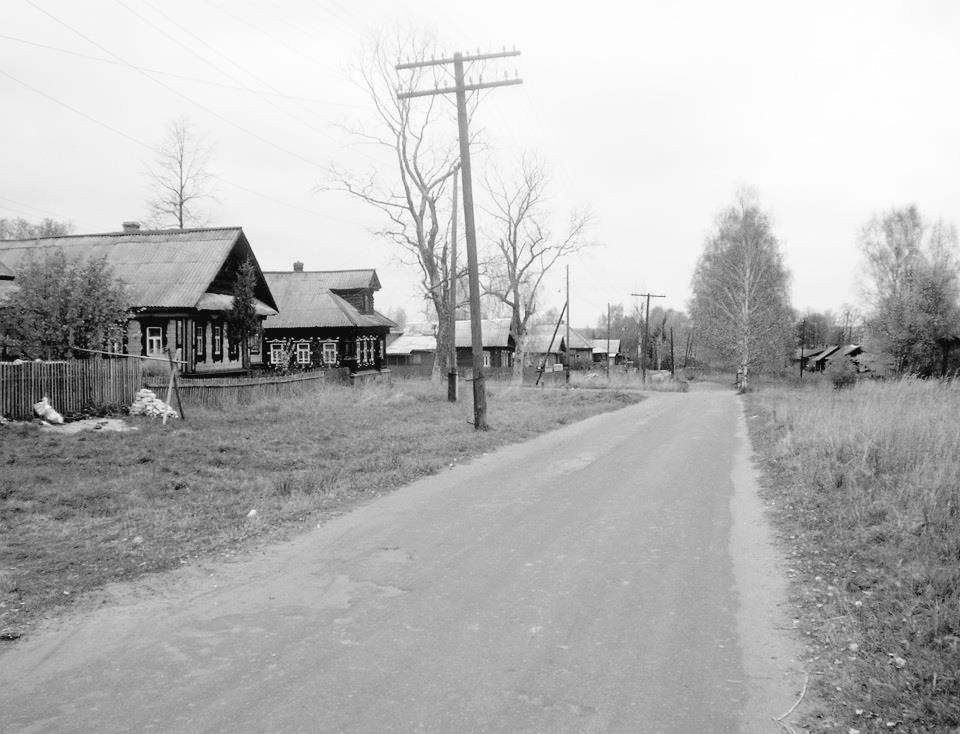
0,69,358,232
0,32,353,105
0,67,153,151
24,0,325,169
133,0,340,143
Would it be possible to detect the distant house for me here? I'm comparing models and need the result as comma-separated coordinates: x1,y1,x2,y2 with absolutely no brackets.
386,318,517,370
592,338,623,366
261,264,395,374
455,318,515,370
0,224,278,374
386,321,438,366
526,324,594,370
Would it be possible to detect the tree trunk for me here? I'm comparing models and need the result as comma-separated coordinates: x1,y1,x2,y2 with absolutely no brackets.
512,333,526,385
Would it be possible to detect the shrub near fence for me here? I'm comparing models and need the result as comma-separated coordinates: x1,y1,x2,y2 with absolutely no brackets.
0,359,143,420
145,370,330,409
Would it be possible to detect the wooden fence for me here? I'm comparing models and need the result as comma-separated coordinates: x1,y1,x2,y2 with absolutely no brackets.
0,359,143,420
145,370,330,408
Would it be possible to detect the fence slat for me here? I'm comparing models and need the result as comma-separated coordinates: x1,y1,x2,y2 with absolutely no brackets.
0,359,143,420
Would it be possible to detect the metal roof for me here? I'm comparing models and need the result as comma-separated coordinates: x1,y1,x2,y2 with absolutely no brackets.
592,338,621,354
263,269,380,292
454,318,512,348
0,228,260,310
263,271,384,329
195,292,278,316
0,259,13,280
386,333,438,355
529,324,593,351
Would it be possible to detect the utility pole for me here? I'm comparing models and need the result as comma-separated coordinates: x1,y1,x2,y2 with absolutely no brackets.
606,302,611,379
565,264,571,386
397,49,522,430
669,327,675,378
631,292,665,383
799,318,806,381
448,165,459,402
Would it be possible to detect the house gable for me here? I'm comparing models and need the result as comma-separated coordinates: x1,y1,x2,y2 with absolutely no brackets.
0,227,276,312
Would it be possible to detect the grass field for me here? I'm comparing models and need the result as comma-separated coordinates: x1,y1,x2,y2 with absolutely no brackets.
0,380,641,639
745,378,960,733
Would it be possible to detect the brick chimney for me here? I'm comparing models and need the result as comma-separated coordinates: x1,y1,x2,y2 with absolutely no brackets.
293,261,304,272
122,221,141,232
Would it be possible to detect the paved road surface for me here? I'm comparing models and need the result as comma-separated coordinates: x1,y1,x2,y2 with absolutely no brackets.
0,385,805,733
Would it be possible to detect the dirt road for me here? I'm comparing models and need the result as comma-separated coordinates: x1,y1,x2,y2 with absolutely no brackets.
0,385,805,733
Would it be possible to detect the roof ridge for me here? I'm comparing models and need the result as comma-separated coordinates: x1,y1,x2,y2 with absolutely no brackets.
0,226,242,244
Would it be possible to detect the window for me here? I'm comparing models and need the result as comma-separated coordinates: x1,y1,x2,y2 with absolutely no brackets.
175,320,183,349
195,324,206,361
482,351,491,368
269,342,284,365
212,325,222,358
322,341,337,365
146,326,163,355
249,324,261,355
296,342,311,365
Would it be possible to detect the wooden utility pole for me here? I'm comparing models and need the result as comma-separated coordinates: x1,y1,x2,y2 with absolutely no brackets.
669,327,675,378
565,264,571,386
606,302,611,379
397,49,522,430
448,165,459,402
799,318,806,381
631,292,665,383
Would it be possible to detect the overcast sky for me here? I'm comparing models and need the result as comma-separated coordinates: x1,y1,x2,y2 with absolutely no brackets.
3,1,960,327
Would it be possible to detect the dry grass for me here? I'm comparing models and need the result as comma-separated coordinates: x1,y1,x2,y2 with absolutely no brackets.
0,380,640,638
745,378,960,733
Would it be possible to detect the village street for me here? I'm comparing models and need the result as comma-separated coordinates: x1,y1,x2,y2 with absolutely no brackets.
0,385,805,733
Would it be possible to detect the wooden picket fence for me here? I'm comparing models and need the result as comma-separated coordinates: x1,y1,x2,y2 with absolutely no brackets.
0,359,143,420
144,370,331,408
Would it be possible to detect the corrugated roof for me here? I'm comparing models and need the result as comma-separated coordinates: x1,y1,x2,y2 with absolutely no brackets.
0,228,247,309
195,292,278,316
264,271,383,329
386,333,437,355
454,318,512,348
263,269,380,292
0,259,13,280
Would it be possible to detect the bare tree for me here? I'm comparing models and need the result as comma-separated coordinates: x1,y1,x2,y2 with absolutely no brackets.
481,155,595,383
689,189,793,388
322,32,474,382
147,118,215,229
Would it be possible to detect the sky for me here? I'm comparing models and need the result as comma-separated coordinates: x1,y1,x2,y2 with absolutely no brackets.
3,0,960,328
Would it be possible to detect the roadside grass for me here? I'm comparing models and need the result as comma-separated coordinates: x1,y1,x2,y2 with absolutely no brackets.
0,380,641,638
745,378,960,733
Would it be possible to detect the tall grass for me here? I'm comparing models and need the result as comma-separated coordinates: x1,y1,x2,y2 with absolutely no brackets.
747,378,960,732
0,380,640,638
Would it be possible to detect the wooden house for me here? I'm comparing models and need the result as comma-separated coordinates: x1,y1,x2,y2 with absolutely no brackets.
385,321,438,366
0,225,278,374
386,318,517,370
454,318,515,370
525,324,594,370
261,265,395,374
592,338,624,365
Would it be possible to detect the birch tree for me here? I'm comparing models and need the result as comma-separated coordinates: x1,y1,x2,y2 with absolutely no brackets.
481,155,595,382
689,190,793,387
323,32,469,382
147,118,215,229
